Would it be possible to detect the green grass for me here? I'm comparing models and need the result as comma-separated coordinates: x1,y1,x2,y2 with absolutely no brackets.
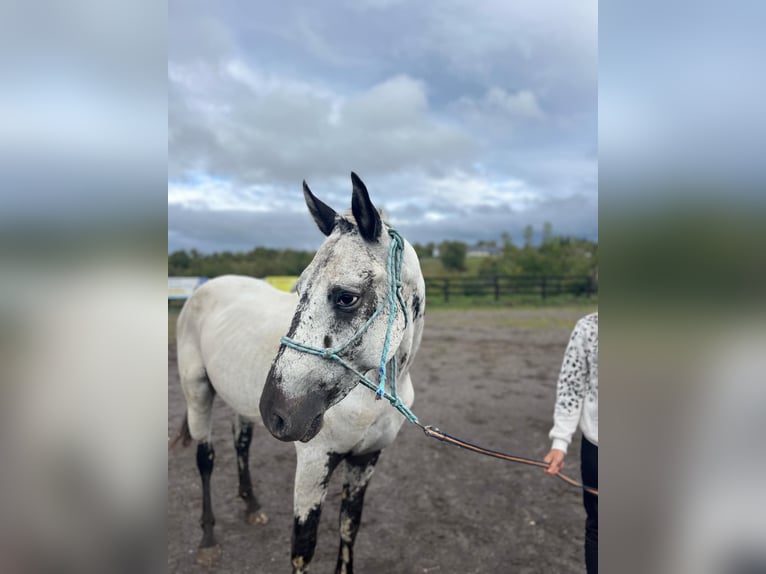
425,305,597,330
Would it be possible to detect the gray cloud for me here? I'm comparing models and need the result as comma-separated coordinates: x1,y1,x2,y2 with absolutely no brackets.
168,204,326,253
169,0,596,251
169,68,474,186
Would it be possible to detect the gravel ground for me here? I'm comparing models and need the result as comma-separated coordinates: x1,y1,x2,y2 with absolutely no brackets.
168,306,596,574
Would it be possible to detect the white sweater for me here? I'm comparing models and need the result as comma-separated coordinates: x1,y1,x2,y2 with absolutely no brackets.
549,312,598,453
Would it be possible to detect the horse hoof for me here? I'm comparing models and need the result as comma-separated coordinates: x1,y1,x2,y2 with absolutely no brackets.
195,544,222,566
246,511,269,525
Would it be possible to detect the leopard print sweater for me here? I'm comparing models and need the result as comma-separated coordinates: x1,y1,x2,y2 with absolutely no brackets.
549,312,598,452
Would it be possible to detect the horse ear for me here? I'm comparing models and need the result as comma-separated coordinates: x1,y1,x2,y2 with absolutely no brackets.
303,180,337,236
350,172,381,242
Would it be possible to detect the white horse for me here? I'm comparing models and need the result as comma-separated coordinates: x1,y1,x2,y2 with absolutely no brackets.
175,173,426,573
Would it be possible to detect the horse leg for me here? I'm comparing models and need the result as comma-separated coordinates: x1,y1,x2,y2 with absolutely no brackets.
335,451,381,574
194,440,222,565
291,448,343,574
181,371,222,565
232,416,268,525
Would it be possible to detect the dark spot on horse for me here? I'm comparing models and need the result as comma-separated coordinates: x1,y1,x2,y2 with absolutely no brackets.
412,295,421,318
330,274,376,327
326,383,354,408
291,454,344,567
360,292,377,320
335,290,379,359
292,505,322,567
323,244,337,262
285,296,309,339
321,452,344,488
358,268,374,285
324,335,332,348
337,217,355,234
400,353,408,367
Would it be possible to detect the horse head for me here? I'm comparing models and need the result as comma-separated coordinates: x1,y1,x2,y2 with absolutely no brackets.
260,172,425,442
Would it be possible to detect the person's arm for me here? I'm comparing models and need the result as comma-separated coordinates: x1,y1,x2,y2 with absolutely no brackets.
544,319,588,474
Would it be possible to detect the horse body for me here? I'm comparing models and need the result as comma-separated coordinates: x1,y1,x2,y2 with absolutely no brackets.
175,173,425,573
177,275,295,427
178,274,414,452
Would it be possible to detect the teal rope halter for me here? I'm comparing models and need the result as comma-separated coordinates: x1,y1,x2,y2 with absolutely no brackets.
280,228,418,424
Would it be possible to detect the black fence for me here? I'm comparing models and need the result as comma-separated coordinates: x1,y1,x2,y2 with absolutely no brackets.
424,275,597,303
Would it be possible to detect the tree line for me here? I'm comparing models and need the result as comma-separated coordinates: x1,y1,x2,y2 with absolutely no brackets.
168,247,314,278
168,223,597,280
414,223,597,278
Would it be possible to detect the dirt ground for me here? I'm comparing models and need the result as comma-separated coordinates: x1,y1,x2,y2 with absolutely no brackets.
168,306,597,574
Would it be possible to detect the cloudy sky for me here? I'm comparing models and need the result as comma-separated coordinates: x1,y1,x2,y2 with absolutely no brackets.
168,0,597,253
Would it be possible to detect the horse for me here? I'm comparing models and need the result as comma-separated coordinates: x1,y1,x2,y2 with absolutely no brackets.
175,172,426,573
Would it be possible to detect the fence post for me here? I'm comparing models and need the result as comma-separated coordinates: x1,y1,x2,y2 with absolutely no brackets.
494,276,500,301
541,276,547,300
443,279,450,303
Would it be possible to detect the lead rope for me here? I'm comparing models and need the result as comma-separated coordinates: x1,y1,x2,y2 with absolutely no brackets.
280,227,598,497
420,426,599,496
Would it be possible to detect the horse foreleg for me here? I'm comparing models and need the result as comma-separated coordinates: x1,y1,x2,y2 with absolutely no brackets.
292,448,343,574
232,417,268,525
335,451,381,574
195,440,222,565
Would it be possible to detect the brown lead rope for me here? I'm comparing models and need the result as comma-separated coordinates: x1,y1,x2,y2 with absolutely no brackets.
421,426,599,497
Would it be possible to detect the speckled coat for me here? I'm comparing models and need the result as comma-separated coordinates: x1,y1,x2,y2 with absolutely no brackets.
549,312,598,452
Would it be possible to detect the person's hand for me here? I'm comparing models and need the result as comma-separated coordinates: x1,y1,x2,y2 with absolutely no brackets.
543,449,566,475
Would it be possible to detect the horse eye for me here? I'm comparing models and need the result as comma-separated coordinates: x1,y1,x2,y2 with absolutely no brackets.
335,292,359,308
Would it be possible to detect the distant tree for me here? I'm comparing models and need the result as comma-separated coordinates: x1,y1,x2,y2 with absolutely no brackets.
168,250,191,273
412,242,434,259
169,232,598,283
472,228,597,279
439,241,467,271
542,221,554,244
168,246,317,278
523,225,534,248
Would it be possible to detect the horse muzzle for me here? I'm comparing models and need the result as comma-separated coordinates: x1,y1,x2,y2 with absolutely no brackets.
259,378,327,442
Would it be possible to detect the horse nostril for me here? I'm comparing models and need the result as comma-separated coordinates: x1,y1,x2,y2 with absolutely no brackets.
272,413,285,434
